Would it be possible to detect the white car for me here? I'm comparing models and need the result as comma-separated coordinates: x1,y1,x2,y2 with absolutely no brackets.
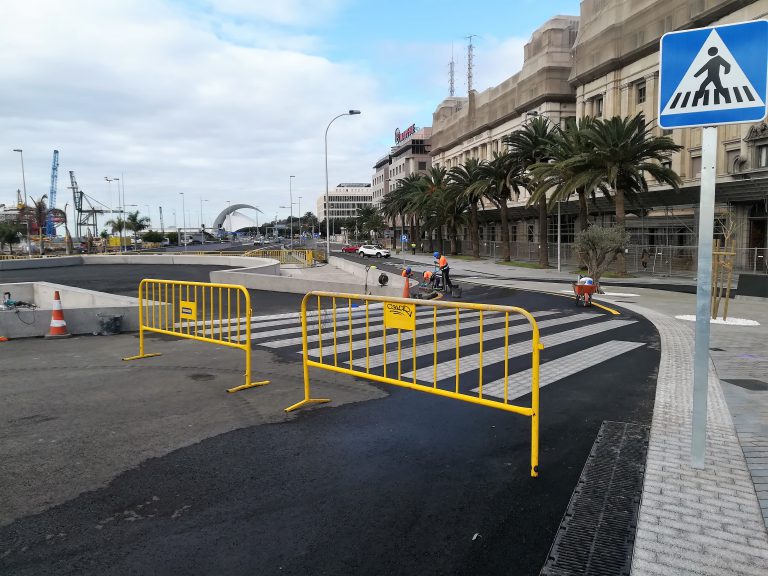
358,244,390,258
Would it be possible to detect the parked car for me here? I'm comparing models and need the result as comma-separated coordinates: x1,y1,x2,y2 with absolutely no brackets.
358,244,390,258
341,244,360,253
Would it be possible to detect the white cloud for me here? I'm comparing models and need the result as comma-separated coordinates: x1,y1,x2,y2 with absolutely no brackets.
0,0,405,230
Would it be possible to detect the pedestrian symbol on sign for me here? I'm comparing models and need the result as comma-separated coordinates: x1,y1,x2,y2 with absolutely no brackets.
659,20,768,129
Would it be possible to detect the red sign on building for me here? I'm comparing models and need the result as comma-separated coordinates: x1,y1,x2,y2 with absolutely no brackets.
395,124,417,144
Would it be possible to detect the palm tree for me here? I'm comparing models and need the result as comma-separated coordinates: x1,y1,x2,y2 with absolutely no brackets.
381,180,416,249
396,173,427,249
503,115,558,268
125,211,151,246
469,152,524,262
420,166,450,254
448,158,486,258
104,216,125,250
575,114,682,274
18,194,66,255
529,116,602,232
356,205,385,242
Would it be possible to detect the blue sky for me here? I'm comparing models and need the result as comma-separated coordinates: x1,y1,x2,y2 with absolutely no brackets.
0,0,580,230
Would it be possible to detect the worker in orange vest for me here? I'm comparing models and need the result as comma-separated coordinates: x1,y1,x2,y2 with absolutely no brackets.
433,251,452,292
401,267,413,278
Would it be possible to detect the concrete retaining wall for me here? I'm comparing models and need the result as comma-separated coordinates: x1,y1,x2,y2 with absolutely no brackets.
0,254,280,274
329,256,417,290
0,282,139,339
211,264,406,297
0,256,82,270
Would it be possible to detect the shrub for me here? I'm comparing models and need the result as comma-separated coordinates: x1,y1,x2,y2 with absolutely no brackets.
574,225,631,284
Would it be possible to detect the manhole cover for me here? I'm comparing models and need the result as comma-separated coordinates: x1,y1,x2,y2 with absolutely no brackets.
541,421,650,576
188,373,215,381
723,379,768,391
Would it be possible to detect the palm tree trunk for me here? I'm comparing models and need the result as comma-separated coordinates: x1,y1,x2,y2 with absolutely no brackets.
614,188,626,275
450,226,457,255
538,199,549,268
499,203,511,262
578,189,589,232
470,204,480,258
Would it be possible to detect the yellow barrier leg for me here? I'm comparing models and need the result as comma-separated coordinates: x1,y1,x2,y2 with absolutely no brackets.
227,311,270,393
122,323,162,361
285,295,330,412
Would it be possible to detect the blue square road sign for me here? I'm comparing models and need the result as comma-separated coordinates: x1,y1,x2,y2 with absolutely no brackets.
659,20,768,129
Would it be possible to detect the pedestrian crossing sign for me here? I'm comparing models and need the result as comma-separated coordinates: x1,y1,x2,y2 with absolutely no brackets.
659,20,768,129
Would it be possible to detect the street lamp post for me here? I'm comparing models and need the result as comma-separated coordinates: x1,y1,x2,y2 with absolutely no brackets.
179,192,187,251
289,175,295,249
105,177,122,252
325,110,361,256
199,198,209,238
12,149,28,208
297,196,302,244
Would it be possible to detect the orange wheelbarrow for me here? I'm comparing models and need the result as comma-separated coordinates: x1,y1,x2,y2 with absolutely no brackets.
572,282,597,307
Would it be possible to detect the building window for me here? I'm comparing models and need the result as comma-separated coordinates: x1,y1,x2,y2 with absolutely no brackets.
725,149,740,173
662,128,673,136
418,161,427,170
757,144,768,168
636,82,646,105
594,95,603,117
691,155,702,179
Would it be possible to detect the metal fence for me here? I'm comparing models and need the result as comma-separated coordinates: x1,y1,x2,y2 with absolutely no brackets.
242,249,314,267
285,291,544,477
122,279,270,393
448,241,768,277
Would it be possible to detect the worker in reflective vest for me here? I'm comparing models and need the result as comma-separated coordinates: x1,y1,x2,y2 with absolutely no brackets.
434,251,452,292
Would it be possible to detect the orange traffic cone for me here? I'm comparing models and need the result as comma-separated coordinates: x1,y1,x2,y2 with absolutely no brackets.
402,275,411,299
45,291,71,339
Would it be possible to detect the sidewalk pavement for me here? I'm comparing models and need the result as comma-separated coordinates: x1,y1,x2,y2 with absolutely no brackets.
392,251,768,575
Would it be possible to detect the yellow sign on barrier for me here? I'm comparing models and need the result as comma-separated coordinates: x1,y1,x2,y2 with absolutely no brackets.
285,291,544,477
179,300,197,320
384,301,415,331
123,279,269,393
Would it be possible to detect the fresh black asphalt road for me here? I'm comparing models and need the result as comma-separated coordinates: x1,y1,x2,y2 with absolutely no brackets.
0,269,659,575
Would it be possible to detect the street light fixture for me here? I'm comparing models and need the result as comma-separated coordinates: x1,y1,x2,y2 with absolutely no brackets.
325,110,361,257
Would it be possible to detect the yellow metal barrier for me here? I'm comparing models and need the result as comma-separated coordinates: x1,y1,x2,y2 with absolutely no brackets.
243,249,314,267
285,291,544,477
122,279,269,393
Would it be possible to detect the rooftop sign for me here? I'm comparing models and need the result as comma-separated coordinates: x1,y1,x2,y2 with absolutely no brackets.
395,124,417,144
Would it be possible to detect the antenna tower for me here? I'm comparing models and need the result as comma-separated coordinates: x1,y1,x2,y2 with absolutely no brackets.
466,34,476,94
449,43,455,97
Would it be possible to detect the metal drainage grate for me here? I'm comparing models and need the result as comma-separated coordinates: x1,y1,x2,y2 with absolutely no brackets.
541,421,650,576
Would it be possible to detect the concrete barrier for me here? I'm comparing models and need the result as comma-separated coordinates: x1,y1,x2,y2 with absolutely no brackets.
329,256,417,290
0,256,82,270
0,282,139,339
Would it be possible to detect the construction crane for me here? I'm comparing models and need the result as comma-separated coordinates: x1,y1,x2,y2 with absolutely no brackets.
69,170,105,240
45,150,60,236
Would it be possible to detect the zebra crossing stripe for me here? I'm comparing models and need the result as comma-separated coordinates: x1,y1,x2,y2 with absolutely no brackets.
175,303,385,331
343,312,600,371
403,318,636,383
473,340,645,401
257,308,487,347
304,310,561,359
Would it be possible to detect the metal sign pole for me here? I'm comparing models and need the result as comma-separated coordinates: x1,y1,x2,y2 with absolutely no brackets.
691,125,717,468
